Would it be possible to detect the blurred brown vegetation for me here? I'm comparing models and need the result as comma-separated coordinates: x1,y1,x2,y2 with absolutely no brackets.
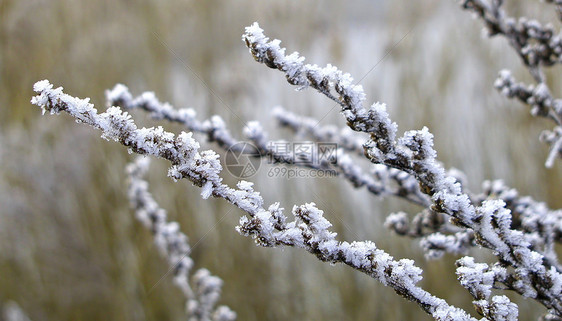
1,0,561,320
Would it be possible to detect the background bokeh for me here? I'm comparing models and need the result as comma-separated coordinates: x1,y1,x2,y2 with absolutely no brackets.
1,0,561,320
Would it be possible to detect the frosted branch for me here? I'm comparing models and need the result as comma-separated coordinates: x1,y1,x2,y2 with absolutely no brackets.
33,80,477,321
460,0,562,167
273,106,429,206
273,105,365,154
494,70,562,123
127,157,236,321
542,127,562,168
462,0,561,74
236,202,478,321
244,23,562,316
384,210,447,237
494,70,562,167
107,84,430,206
387,177,562,261
477,180,562,270
456,257,519,321
384,210,473,259
420,231,475,260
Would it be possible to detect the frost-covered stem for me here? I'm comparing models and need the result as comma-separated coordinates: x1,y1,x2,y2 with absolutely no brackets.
273,106,430,206
461,0,561,80
107,84,350,171
385,210,450,238
494,70,562,125
106,84,239,155
236,203,478,321
456,257,519,321
476,180,562,271
461,0,562,166
32,80,477,321
244,23,562,315
32,79,265,215
493,70,562,167
542,127,562,168
246,119,431,207
127,157,236,321
107,85,429,206
385,210,476,259
420,231,475,259
273,105,365,154
387,178,562,262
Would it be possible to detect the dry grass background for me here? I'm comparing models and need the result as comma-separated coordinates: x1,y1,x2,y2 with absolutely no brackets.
1,0,561,320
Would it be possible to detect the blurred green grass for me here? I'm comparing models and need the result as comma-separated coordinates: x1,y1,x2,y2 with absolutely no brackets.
1,0,561,320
